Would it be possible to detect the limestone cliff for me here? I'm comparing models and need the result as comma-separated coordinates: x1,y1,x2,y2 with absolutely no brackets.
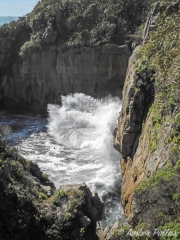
0,0,146,108
2,0,180,239
0,0,154,109
3,44,129,109
114,0,180,238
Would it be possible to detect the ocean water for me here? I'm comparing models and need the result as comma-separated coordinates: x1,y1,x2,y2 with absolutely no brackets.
0,16,19,26
0,93,123,227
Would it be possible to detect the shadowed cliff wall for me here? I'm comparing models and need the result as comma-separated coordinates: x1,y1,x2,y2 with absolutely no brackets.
0,0,153,109
1,44,130,109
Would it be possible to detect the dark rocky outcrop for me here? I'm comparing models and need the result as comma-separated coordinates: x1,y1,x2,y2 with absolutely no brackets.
0,142,103,240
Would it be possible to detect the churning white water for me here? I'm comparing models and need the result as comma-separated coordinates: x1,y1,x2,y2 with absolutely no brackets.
47,94,121,194
1,93,124,226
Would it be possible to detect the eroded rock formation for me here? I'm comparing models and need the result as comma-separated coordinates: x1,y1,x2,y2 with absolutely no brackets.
1,0,180,238
114,47,155,217
0,143,103,240
0,0,148,109
114,1,180,237
2,44,130,109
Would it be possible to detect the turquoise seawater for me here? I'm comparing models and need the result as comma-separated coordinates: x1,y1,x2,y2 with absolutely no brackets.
0,16,19,26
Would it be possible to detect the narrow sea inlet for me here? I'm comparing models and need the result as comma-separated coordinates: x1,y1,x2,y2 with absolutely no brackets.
0,93,124,227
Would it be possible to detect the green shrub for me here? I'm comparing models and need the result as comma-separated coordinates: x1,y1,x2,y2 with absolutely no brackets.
64,212,71,221
135,165,175,193
43,173,49,179
158,221,180,240
52,190,67,203
38,192,48,201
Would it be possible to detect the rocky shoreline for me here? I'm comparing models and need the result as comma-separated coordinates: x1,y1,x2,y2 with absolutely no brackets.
0,142,104,240
0,0,180,239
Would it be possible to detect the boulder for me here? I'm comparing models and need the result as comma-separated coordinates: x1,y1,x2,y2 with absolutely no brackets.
59,183,104,222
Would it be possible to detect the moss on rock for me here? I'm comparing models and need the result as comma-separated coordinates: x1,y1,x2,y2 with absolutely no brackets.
0,140,102,239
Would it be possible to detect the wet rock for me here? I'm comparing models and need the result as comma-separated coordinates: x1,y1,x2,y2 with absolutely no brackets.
91,191,104,213
79,216,91,228
60,183,104,222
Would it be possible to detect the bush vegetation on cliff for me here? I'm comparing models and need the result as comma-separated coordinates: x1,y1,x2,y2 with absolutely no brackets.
18,0,154,55
131,1,180,237
135,164,174,193
0,137,100,239
135,0,180,158
0,19,25,38
0,0,156,61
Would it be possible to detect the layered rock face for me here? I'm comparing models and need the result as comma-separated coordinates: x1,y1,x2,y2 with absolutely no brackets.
114,1,180,237
114,48,155,218
2,44,130,109
0,0,147,109
0,0,155,110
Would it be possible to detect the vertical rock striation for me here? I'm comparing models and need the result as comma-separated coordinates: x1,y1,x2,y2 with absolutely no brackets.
1,44,130,109
0,0,146,110
114,48,155,218
114,1,180,236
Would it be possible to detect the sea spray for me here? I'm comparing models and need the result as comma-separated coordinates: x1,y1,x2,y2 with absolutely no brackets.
15,93,124,226
47,93,124,226
48,94,121,196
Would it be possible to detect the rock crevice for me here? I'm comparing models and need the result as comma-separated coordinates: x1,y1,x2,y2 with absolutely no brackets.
114,47,154,158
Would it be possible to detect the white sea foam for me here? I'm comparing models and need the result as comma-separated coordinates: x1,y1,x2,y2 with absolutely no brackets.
47,94,121,195
17,93,124,226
